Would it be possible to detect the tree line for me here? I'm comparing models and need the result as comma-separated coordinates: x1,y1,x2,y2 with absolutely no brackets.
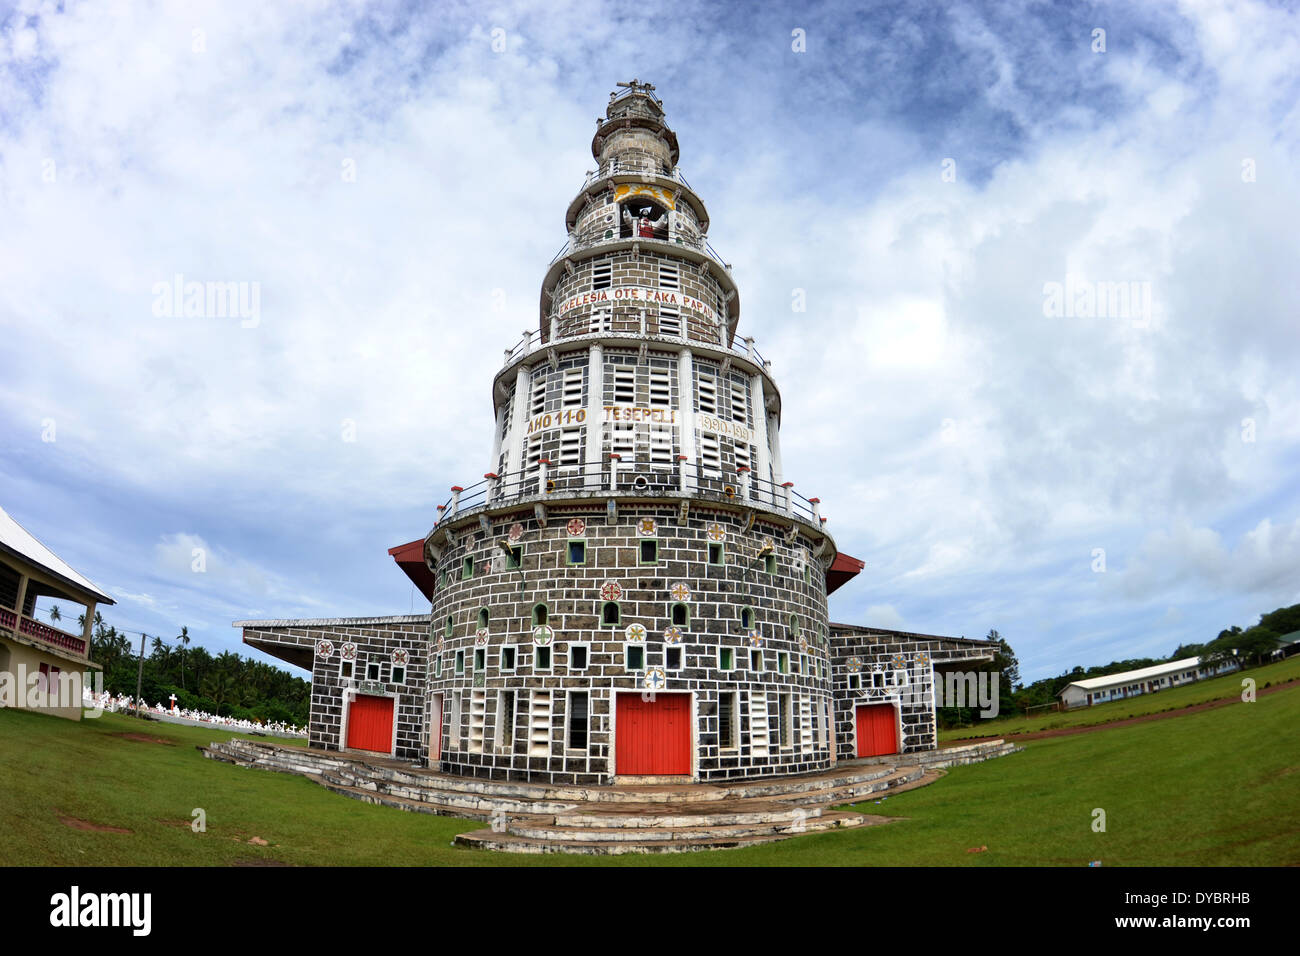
81,612,309,726
936,603,1297,728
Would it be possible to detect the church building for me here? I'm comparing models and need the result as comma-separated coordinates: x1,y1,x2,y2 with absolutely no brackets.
239,81,996,784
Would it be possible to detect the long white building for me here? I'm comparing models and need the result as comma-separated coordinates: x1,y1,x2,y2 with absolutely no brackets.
1057,656,1241,710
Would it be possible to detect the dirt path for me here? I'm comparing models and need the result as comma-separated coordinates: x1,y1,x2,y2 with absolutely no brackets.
947,676,1300,744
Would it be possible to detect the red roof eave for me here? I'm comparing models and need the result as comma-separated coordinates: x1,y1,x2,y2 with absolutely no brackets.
825,551,865,595
388,538,436,602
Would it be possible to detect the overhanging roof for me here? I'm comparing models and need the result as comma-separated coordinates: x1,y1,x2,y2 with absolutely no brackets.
0,505,115,605
825,552,865,595
389,538,436,601
390,536,866,602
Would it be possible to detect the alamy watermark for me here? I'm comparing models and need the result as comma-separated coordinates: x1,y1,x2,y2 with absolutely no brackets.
857,664,1002,718
151,273,260,328
0,666,103,715
1042,275,1151,327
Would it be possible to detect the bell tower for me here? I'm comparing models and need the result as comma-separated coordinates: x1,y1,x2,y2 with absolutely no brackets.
423,82,837,784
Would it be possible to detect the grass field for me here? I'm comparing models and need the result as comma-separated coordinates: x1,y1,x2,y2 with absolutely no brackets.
2,679,1297,866
939,655,1300,742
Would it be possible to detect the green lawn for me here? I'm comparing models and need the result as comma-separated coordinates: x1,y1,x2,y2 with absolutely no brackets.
940,654,1300,742
1,683,1297,866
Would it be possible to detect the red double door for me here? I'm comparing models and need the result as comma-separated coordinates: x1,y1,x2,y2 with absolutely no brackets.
855,703,898,758
616,693,691,775
346,694,394,754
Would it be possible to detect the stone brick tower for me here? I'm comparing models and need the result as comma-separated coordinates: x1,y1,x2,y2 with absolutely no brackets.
421,80,839,784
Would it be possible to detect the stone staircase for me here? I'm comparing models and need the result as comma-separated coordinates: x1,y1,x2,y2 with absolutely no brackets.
200,737,1019,854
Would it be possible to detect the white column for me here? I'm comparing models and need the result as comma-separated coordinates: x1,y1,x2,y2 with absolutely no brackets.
585,344,604,488
505,365,531,488
768,408,784,486
489,403,506,478
750,372,771,502
677,347,695,482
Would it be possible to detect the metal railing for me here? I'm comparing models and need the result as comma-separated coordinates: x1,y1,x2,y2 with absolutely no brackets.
580,159,694,192
429,461,825,532
547,228,728,273
499,316,770,372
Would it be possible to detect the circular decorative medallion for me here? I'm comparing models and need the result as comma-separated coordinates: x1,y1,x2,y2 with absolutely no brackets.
340,643,357,661
317,640,334,657
392,648,409,665
846,656,862,673
600,580,623,602
798,635,808,652
508,522,524,542
670,581,692,602
892,653,907,669
663,625,683,644
638,517,656,536
915,651,931,666
643,667,667,691
475,627,489,645
625,623,647,642
706,522,726,542
747,629,763,646
532,625,554,646
567,517,586,536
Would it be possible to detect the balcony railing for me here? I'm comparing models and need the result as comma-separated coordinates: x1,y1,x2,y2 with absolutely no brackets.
501,314,769,372
429,461,826,533
0,608,88,657
548,228,729,273
580,158,694,193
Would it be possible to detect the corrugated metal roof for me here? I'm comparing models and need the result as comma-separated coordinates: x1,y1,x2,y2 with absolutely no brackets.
0,505,115,605
1059,656,1207,693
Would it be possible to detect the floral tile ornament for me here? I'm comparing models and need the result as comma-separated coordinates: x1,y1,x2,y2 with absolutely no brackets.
567,517,586,536
340,643,357,661
316,640,334,657
644,667,666,691
625,623,647,642
392,648,409,665
670,581,691,602
637,517,656,536
508,522,524,542
532,625,554,646
600,580,623,602
662,625,683,644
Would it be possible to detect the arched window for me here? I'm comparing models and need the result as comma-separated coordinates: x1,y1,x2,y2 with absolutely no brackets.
789,614,801,638
601,601,621,626
477,608,489,630
532,603,548,626
740,607,753,629
671,603,689,627
444,615,453,638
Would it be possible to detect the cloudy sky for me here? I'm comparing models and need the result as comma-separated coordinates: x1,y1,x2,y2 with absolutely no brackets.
1,0,1296,683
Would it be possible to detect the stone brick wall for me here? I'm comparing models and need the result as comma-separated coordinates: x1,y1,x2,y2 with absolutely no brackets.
241,616,428,760
427,503,833,783
828,626,997,759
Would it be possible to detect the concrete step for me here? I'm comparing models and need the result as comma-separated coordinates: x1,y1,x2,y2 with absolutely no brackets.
506,811,863,844
784,766,925,806
455,811,877,854
318,769,579,816
552,800,821,830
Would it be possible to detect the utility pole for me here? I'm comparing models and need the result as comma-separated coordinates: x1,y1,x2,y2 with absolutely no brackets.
134,632,146,718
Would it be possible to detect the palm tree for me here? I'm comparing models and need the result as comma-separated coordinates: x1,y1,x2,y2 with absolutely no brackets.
48,604,62,624
176,626,191,691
